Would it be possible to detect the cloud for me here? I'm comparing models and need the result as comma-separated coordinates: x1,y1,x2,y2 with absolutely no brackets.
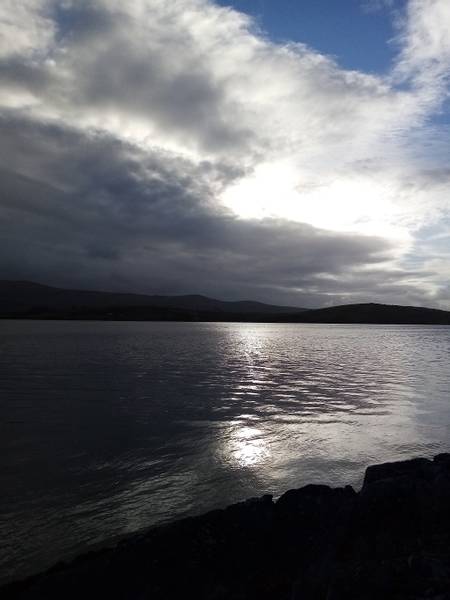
0,0,449,307
0,0,54,60
0,0,427,159
360,1,395,14
0,113,398,305
394,0,450,80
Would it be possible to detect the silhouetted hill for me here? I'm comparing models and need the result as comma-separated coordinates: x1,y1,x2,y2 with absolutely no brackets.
290,302,450,325
0,281,305,318
2,282,449,324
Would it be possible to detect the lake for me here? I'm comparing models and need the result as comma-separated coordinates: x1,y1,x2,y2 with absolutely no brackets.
1,320,449,583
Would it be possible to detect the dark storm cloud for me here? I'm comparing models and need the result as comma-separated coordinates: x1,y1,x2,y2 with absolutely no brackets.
0,57,51,95
0,112,400,304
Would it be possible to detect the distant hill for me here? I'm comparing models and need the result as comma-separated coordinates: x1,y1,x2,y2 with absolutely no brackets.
290,302,450,325
0,281,306,319
1,282,449,324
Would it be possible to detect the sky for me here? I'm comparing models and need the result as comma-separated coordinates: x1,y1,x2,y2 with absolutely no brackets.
0,0,449,308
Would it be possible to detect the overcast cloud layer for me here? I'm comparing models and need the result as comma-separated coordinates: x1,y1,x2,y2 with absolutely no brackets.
0,0,449,307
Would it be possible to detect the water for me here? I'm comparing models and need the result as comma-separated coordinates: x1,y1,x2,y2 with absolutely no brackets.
1,320,450,583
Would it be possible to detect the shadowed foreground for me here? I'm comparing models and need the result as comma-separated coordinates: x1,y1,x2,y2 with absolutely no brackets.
2,454,450,599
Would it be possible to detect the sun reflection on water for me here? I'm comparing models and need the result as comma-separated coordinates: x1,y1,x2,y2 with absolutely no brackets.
219,326,276,468
227,425,270,467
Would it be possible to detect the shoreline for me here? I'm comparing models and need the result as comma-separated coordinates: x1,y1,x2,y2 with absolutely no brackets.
2,453,450,599
3,317,450,327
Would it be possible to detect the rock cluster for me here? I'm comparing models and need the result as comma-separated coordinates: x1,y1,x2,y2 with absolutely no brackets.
2,454,450,599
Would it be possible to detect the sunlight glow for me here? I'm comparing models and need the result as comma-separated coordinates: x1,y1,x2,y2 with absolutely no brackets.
229,426,269,467
221,160,413,242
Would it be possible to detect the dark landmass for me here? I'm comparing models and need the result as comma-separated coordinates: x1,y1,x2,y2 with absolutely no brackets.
284,302,450,325
2,454,450,599
0,281,305,319
1,281,450,324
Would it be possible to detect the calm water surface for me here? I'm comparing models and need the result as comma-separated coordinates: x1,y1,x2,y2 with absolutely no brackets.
1,320,450,582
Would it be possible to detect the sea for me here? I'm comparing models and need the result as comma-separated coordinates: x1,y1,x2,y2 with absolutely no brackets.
1,320,450,583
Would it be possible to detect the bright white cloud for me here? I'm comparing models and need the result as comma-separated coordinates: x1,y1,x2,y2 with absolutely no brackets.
0,0,55,59
395,0,450,81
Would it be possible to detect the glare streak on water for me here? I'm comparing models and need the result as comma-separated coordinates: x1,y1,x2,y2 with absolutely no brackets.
1,320,450,583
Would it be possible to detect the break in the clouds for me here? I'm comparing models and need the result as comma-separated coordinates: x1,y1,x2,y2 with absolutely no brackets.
0,0,449,307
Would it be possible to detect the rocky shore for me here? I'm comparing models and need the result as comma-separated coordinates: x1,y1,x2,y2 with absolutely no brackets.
2,454,450,599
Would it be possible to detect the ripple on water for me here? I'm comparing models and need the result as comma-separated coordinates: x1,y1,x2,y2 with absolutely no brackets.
1,321,450,584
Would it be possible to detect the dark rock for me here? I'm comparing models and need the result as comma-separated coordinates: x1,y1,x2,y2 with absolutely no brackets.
362,456,432,487
2,454,450,599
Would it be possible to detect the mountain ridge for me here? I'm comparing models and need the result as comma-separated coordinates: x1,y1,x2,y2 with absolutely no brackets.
0,280,306,316
1,281,450,324
284,301,450,325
